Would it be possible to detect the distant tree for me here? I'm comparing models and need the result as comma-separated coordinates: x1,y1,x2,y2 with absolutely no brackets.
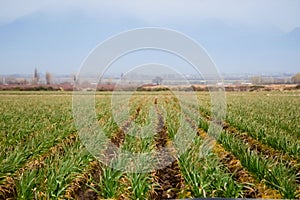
120,73,125,82
1,77,6,85
250,76,262,85
45,72,52,85
152,76,163,85
291,73,300,84
32,68,39,84
233,80,241,85
107,78,112,85
73,74,80,84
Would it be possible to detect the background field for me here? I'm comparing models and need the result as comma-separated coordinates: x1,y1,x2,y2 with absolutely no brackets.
0,90,299,199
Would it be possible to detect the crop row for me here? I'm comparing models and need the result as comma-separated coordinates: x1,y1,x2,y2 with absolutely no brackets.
1,91,299,199
180,92,300,198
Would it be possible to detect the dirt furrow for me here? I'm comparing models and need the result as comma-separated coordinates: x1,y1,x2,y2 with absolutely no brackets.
184,114,281,198
64,160,102,200
151,102,184,199
64,106,143,199
198,128,281,198
110,106,141,147
191,105,300,178
224,122,300,167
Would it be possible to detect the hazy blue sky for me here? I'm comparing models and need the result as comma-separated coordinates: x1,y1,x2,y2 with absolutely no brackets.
0,0,299,75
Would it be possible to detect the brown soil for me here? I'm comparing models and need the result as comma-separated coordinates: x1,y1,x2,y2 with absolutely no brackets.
64,160,101,200
110,106,141,147
110,121,130,147
150,105,184,199
0,177,16,200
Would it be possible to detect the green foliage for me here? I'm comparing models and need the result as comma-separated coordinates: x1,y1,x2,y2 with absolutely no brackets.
1,91,299,199
179,137,243,198
128,172,152,200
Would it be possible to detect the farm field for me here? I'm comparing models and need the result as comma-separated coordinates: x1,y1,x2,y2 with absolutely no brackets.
0,90,299,199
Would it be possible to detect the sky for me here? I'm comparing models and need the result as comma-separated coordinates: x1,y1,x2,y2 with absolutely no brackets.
0,0,299,75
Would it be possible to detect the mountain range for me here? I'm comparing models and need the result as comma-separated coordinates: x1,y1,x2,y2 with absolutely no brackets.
0,12,299,75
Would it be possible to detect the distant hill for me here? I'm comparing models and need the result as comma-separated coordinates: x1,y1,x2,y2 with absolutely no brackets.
0,13,299,74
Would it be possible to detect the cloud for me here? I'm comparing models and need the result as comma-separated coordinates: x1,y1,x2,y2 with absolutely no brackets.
1,0,300,31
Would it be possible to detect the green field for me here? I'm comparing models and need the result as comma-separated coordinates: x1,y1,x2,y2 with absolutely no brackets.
0,91,299,199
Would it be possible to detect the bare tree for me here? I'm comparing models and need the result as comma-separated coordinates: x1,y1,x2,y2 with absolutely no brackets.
45,72,52,85
32,68,39,84
152,76,163,85
250,76,261,85
73,74,79,84
291,73,300,84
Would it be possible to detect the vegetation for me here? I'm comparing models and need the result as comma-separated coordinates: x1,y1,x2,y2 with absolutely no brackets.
45,72,52,85
32,68,39,84
291,72,300,84
0,90,299,199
